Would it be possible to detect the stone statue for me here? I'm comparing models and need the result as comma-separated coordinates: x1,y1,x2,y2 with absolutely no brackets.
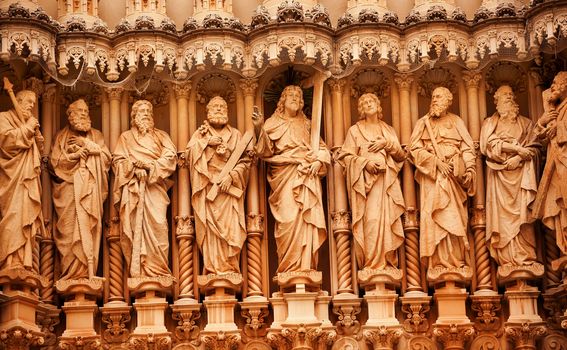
409,87,476,271
480,86,540,267
0,89,45,271
112,100,177,278
50,99,111,280
252,85,331,273
533,71,567,258
187,96,250,275
337,93,405,271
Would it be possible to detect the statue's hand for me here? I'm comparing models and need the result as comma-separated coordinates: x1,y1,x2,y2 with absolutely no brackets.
305,151,318,163
368,139,387,152
504,155,522,170
26,116,39,130
436,158,453,177
462,170,474,189
69,147,89,161
251,106,264,136
134,160,151,171
134,168,147,181
219,174,233,193
516,146,533,160
545,120,557,139
208,136,223,146
364,160,385,174
68,135,86,148
308,160,322,177
540,110,558,125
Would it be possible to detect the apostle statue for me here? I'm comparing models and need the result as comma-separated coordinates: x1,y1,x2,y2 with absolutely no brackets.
187,96,250,275
113,100,177,278
533,71,567,260
252,85,331,273
50,99,111,280
480,86,540,267
409,87,476,271
0,88,45,271
337,93,405,272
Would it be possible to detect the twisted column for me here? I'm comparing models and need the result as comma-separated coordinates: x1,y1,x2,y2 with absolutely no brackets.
395,73,423,292
463,71,492,291
106,87,125,302
173,82,196,300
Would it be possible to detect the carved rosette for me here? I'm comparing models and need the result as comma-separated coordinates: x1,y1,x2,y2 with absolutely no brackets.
268,326,336,350
201,331,241,350
172,308,201,344
470,295,502,332
505,323,547,350
433,324,475,350
101,306,131,343
332,300,362,336
59,336,101,350
0,328,44,349
363,326,403,350
128,334,172,350
401,301,430,333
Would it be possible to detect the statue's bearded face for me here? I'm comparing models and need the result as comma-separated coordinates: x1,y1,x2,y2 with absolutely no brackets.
18,94,36,116
550,76,567,102
68,102,92,132
133,104,154,135
207,99,228,127
495,87,519,119
284,89,302,114
429,90,451,117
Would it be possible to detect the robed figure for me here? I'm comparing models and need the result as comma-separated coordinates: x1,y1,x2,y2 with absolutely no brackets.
337,93,405,271
480,86,540,266
113,100,177,278
533,71,567,257
0,90,45,270
51,99,111,279
253,85,331,273
409,87,476,270
187,96,250,275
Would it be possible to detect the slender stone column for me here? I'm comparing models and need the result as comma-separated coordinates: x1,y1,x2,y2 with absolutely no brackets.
394,73,422,293
106,87,125,303
462,71,492,292
173,82,196,300
328,78,353,295
40,84,57,305
102,90,110,147
120,92,129,133
240,78,265,298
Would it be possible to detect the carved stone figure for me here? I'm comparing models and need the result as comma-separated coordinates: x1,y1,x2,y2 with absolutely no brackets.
409,87,476,270
252,85,331,273
0,89,45,271
112,100,177,278
50,99,111,280
337,93,405,271
480,86,539,267
533,71,567,257
187,96,250,275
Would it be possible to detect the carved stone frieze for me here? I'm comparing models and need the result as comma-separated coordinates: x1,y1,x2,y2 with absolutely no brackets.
277,0,304,23
363,326,403,350
400,297,431,333
332,298,362,336
267,326,336,350
0,327,44,349
470,294,502,332
241,306,269,339
128,334,172,350
59,336,101,350
171,306,201,345
432,324,475,350
505,323,547,350
101,305,132,344
201,331,241,350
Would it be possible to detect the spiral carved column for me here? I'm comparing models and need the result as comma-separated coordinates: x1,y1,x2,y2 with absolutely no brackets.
176,215,195,298
246,214,264,296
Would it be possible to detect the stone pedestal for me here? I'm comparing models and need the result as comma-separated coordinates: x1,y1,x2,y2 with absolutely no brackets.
0,268,48,348
127,276,174,349
434,282,470,325
499,264,545,324
198,273,242,333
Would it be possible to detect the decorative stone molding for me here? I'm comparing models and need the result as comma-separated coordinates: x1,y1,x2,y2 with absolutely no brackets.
331,210,351,234
59,336,101,350
400,294,431,333
505,323,547,350
363,326,403,350
201,331,241,350
241,305,269,339
128,334,172,350
0,327,45,349
432,324,475,350
171,305,201,345
101,305,132,343
332,297,362,336
470,293,502,332
267,326,336,350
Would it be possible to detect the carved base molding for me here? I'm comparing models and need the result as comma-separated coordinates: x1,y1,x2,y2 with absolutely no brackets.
364,287,399,327
504,322,547,350
362,325,403,350
100,302,132,344
201,331,241,350
58,335,101,350
202,294,238,333
267,325,336,350
505,281,543,324
470,290,502,332
400,291,432,333
171,298,202,346
331,293,362,336
240,296,270,340
128,333,172,350
432,323,475,350
0,326,45,350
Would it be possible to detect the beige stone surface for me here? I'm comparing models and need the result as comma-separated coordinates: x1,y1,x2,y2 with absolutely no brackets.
51,99,111,280
337,93,405,272
187,96,250,275
253,86,330,273
112,100,176,278
409,87,476,271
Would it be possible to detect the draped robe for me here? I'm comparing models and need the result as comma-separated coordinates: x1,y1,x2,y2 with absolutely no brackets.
338,120,405,270
409,113,476,269
534,98,567,255
112,128,176,277
255,113,330,273
187,124,249,274
51,127,111,279
0,110,44,270
480,114,539,266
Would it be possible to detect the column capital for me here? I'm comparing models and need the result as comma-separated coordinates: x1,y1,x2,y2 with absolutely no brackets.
173,82,191,99
42,84,57,103
105,87,124,101
462,71,482,89
23,77,44,97
239,78,258,97
394,73,414,91
328,78,346,93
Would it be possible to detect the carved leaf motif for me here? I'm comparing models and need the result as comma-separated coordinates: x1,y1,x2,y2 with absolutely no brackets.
10,32,30,56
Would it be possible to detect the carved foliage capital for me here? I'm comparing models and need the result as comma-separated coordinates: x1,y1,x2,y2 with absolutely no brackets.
470,295,501,332
105,87,124,101
202,331,241,350
401,301,430,333
462,71,483,89
246,213,264,235
394,73,414,91
173,82,192,99
363,326,403,349
59,336,101,350
128,334,171,350
0,328,44,348
239,79,259,96
241,307,269,339
176,215,195,238
328,78,346,93
332,210,351,233
505,323,547,349
101,308,131,343
332,302,362,336
433,324,475,349
172,308,201,344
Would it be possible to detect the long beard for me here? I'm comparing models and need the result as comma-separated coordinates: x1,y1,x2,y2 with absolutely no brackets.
70,116,91,132
497,101,519,119
136,119,154,135
429,102,447,117
208,113,228,128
